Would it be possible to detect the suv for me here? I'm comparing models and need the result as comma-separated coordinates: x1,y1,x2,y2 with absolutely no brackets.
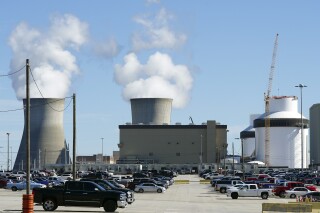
215,180,245,193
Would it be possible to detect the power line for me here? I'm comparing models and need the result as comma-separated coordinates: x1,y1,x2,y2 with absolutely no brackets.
0,65,26,77
29,67,73,112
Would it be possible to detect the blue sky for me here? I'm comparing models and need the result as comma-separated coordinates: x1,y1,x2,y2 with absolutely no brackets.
0,0,319,169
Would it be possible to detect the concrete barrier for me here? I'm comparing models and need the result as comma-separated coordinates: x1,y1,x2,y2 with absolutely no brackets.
199,180,211,184
262,203,312,212
174,180,190,184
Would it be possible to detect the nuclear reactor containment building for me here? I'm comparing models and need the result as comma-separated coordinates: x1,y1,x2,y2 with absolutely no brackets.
13,98,69,170
118,98,228,165
254,96,309,168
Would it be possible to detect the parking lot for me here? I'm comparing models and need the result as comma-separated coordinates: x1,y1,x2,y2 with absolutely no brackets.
0,175,294,213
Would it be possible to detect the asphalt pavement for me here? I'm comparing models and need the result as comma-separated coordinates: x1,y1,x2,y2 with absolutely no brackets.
0,174,294,213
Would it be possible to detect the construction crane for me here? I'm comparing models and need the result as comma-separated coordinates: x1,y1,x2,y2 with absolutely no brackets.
264,33,279,167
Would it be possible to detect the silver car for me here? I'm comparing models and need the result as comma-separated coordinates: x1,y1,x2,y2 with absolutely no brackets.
134,183,166,193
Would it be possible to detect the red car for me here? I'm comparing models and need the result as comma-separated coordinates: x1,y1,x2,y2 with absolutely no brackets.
0,178,8,188
304,184,317,191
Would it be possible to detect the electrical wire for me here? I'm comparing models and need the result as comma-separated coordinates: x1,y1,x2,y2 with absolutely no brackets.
29,67,73,112
0,65,26,77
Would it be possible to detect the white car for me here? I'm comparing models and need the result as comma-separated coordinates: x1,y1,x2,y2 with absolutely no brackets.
285,187,311,199
134,183,166,193
6,180,46,191
59,173,73,181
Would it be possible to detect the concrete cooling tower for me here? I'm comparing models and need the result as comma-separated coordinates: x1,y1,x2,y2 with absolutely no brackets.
240,114,260,159
253,96,309,168
130,98,172,125
13,98,68,170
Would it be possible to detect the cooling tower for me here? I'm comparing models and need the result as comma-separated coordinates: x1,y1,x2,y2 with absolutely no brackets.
13,98,68,170
130,98,172,125
240,114,260,159
253,96,309,168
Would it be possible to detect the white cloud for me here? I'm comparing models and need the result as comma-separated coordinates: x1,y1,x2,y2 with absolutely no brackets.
132,8,187,51
114,52,193,108
146,0,160,4
93,37,121,59
8,14,88,99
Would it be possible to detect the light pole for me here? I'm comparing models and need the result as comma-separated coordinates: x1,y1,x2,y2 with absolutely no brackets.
295,84,307,169
101,138,104,163
6,133,10,171
200,134,203,168
232,142,235,176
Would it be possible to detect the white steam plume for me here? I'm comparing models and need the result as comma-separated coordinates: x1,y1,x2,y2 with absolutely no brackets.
8,14,88,99
132,8,187,51
114,52,193,108
93,37,121,59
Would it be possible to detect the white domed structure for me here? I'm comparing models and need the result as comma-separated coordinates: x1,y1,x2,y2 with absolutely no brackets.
254,96,309,168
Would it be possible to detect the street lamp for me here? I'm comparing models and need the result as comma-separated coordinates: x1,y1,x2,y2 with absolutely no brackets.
101,138,104,163
200,134,203,167
6,133,10,171
295,84,307,169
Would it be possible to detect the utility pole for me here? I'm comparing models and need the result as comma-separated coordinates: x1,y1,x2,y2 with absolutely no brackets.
73,93,76,180
26,59,31,194
6,133,10,171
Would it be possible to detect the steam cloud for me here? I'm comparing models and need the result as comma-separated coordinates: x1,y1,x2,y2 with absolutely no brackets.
114,52,193,108
115,7,192,108
132,8,187,52
8,14,88,99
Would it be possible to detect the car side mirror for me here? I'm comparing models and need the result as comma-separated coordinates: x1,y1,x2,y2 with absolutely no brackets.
94,188,99,191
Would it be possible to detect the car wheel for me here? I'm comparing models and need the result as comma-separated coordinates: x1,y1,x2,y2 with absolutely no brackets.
279,191,286,198
290,194,296,199
157,189,162,193
231,192,238,199
139,188,144,193
103,200,117,212
11,186,18,191
220,188,226,193
42,198,57,211
261,193,268,199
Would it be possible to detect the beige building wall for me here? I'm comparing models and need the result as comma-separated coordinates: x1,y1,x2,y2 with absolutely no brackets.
118,120,227,164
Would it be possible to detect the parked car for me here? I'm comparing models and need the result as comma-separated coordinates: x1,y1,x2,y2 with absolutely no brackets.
226,184,273,199
59,173,73,181
300,191,320,202
33,181,127,212
80,179,135,204
6,180,46,191
285,187,311,199
134,183,166,193
272,181,305,198
0,178,8,188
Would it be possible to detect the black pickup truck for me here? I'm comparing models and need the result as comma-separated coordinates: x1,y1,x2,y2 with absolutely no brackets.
80,178,135,204
33,181,127,212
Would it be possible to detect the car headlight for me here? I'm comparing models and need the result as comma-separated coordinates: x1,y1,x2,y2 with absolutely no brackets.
120,194,126,201
127,192,132,197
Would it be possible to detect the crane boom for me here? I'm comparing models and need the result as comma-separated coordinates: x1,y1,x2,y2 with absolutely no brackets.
265,33,279,167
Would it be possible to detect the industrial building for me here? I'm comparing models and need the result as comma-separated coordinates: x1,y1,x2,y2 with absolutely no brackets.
118,98,228,165
253,96,309,168
13,98,70,170
310,104,320,167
